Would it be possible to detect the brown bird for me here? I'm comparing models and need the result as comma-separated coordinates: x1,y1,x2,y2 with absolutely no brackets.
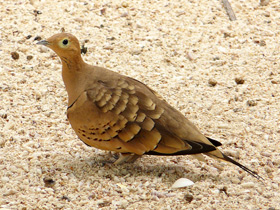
37,33,262,180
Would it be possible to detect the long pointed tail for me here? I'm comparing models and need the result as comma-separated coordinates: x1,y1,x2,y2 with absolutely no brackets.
221,153,264,180
205,138,263,181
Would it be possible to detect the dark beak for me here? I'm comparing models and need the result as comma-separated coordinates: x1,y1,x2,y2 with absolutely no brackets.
37,40,49,46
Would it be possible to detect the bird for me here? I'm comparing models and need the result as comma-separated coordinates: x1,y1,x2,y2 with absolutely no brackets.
37,33,263,180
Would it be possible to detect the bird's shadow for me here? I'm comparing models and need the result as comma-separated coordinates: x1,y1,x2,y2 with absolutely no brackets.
53,153,222,185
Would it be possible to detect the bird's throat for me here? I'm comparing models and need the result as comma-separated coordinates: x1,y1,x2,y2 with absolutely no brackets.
62,60,87,107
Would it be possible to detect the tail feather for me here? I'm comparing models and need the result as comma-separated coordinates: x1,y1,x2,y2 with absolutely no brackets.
205,138,263,181
206,137,222,147
221,153,263,180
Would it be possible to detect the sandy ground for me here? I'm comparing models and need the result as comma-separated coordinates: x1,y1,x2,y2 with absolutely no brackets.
1,0,280,209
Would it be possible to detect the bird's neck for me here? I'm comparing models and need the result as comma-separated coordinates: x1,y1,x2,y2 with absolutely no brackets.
61,57,88,106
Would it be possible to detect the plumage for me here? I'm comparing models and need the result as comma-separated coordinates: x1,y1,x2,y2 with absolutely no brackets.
37,33,263,180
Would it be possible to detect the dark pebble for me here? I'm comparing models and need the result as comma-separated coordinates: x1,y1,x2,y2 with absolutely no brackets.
235,77,245,84
27,55,33,60
184,194,194,203
208,78,217,87
11,52,19,60
34,36,42,41
43,177,55,188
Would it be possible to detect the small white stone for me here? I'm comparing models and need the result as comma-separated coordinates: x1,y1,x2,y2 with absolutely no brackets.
217,124,229,129
3,189,17,196
212,189,220,194
36,187,42,192
186,52,196,60
218,46,227,53
264,134,269,140
261,151,271,157
39,46,49,53
114,200,128,208
103,45,114,50
231,177,240,184
171,178,194,189
9,165,19,173
1,177,9,183
224,149,240,159
241,182,255,188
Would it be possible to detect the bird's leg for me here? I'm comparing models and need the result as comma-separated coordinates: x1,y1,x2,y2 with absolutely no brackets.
126,154,141,163
114,153,141,165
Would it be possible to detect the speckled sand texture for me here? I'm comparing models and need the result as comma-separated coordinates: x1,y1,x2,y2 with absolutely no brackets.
1,0,280,209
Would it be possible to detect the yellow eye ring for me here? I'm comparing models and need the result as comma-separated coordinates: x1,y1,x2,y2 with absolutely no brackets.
59,38,70,48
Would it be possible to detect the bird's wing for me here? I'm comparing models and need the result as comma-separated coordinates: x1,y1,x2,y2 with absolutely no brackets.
72,76,219,156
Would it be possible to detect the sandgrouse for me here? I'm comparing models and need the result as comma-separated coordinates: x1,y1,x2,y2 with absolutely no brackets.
38,33,262,180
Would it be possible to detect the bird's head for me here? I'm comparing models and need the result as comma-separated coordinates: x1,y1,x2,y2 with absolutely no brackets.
37,33,81,61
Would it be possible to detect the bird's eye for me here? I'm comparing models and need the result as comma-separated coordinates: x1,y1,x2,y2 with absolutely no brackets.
62,39,69,45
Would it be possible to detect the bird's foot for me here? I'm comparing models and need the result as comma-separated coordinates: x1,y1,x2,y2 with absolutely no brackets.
113,153,141,165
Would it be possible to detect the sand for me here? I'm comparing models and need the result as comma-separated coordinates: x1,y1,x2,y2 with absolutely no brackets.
0,0,279,209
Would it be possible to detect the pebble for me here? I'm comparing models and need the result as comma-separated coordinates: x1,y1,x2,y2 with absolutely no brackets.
74,17,84,23
212,189,220,194
231,177,240,184
3,189,17,196
208,78,217,87
11,51,19,60
39,46,49,53
43,177,56,188
130,50,142,55
97,200,111,208
260,0,270,6
247,100,257,106
217,124,230,129
271,80,279,84
61,195,71,201
121,2,129,8
241,182,255,188
235,77,245,84
103,45,114,50
0,112,7,119
218,46,227,53
254,40,266,46
100,8,106,15
263,11,270,17
184,194,194,203
264,166,272,173
261,151,271,157
0,139,6,147
120,12,128,17
171,178,194,188
1,176,9,183
114,200,128,208
224,149,240,159
27,55,33,60
34,36,42,41
186,52,196,60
